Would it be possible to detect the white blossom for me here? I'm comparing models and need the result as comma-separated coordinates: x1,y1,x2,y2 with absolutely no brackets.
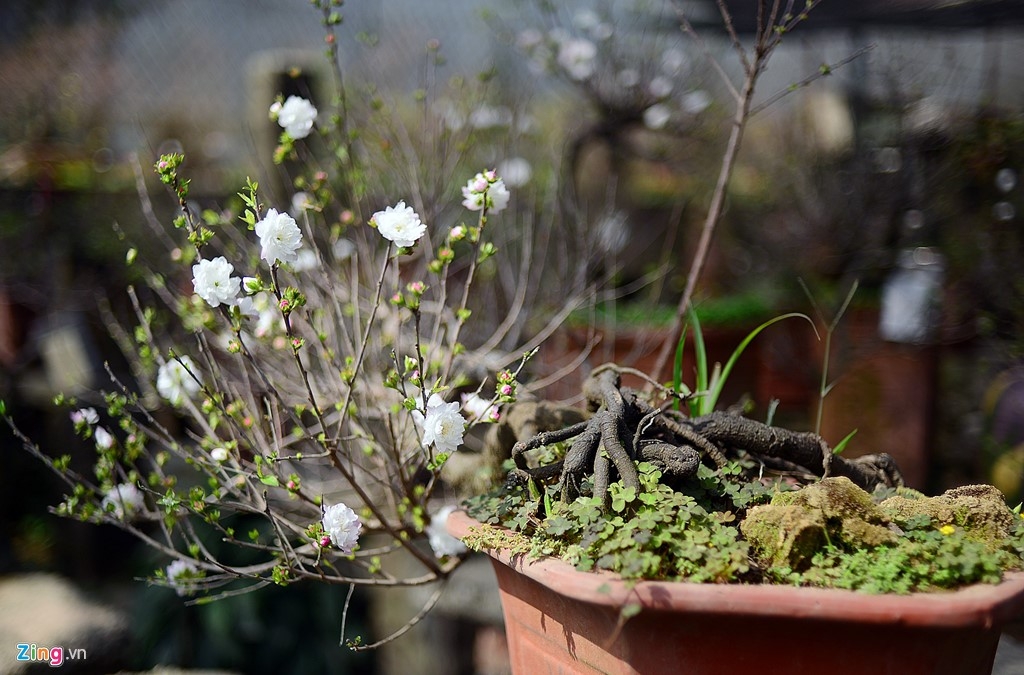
643,103,672,130
412,393,466,455
648,75,673,99
291,191,314,214
274,95,317,139
248,292,281,337
461,393,499,422
322,502,362,554
192,256,241,308
70,407,99,426
255,208,303,266
165,559,201,596
157,356,202,406
557,38,597,80
996,168,1018,193
681,90,712,115
461,171,511,213
427,505,468,558
516,28,543,51
332,238,356,261
372,201,426,248
293,248,319,272
469,105,512,129
497,158,532,188
235,295,259,319
94,426,115,450
210,447,230,463
101,482,145,519
488,179,511,212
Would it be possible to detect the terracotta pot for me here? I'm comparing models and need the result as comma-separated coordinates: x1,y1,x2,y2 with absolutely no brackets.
447,510,1024,675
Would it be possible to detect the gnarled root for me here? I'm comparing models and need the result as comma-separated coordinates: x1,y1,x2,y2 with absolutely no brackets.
508,366,904,512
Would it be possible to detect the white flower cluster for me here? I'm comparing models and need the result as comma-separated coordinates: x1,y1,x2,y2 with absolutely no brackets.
270,95,318,139
70,407,99,426
321,502,362,555
70,407,116,451
426,505,468,559
412,393,467,455
191,256,241,307
461,393,500,423
101,482,146,519
165,559,201,596
191,208,304,310
156,356,202,406
371,200,426,248
254,208,303,265
557,37,598,80
461,170,511,213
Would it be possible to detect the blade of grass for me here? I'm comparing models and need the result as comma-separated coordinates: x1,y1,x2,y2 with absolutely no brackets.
706,312,816,415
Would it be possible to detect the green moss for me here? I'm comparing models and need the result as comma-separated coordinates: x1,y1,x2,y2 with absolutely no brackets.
738,503,828,569
742,477,896,570
746,479,1024,593
880,483,1017,547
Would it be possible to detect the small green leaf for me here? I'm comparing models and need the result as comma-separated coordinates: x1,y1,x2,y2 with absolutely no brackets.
260,475,280,487
832,428,858,454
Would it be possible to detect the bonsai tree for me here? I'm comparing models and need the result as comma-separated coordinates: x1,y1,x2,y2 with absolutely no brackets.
3,1,1023,667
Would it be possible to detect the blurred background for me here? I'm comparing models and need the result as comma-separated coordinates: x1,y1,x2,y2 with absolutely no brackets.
3,0,1024,673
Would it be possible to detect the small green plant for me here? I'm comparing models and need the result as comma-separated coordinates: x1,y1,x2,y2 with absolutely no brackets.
464,462,755,583
770,514,1024,594
672,305,813,416
466,462,1024,593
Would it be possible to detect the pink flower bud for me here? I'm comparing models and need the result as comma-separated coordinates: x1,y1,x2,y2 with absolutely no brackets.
320,535,332,548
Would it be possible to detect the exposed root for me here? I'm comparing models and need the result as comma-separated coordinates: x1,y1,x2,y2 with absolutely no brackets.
508,365,904,512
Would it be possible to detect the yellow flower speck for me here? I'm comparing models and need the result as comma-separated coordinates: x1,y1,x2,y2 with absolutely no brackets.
939,524,956,536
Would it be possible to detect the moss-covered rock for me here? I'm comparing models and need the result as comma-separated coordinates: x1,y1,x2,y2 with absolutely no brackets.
741,477,896,570
880,483,1016,546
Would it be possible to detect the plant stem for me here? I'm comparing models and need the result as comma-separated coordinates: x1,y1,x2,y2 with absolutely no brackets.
650,67,758,383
